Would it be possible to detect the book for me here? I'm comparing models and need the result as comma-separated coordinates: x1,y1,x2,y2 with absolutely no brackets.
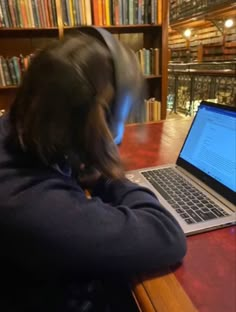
79,0,85,25
91,0,99,25
154,100,161,121
51,0,58,26
12,56,21,84
44,0,51,27
31,0,40,27
154,48,159,75
0,3,4,27
151,0,156,24
138,0,142,24
0,57,6,87
26,0,35,27
61,0,68,25
133,0,138,24
8,58,18,85
71,0,77,26
65,0,72,26
105,0,111,25
1,58,12,86
122,0,127,25
84,0,92,25
16,0,23,27
112,0,119,25
0,0,10,27
137,49,145,74
128,0,133,24
8,0,17,27
20,0,29,27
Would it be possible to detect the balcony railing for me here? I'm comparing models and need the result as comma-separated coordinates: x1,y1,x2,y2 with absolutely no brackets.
167,62,236,115
170,0,235,24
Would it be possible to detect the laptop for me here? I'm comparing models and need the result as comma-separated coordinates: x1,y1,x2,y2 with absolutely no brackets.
126,101,236,235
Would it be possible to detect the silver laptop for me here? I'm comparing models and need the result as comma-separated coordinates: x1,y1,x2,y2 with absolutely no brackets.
126,101,236,235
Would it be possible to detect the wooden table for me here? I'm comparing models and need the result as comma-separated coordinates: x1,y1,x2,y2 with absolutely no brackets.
120,119,236,312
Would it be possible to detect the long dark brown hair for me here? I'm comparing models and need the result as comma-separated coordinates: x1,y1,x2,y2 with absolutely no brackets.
9,34,124,179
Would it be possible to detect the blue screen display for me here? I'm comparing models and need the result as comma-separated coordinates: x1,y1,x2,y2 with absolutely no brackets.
180,104,236,192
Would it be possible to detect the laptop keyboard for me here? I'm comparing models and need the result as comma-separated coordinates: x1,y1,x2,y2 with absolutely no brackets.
141,168,230,225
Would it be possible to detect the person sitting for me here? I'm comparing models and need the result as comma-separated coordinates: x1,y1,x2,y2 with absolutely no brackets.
0,31,186,312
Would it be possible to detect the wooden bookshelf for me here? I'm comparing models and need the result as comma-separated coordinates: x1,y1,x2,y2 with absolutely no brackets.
169,0,236,28
168,1,236,63
0,0,168,120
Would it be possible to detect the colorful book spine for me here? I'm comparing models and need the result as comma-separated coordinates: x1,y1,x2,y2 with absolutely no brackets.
8,58,17,85
74,0,81,26
31,0,40,27
51,0,58,26
0,0,10,27
0,57,6,87
154,48,159,75
12,56,21,84
151,0,155,24
25,0,34,27
20,0,29,27
1,58,12,86
61,0,69,26
16,0,23,27
133,0,139,25
0,4,4,27
64,0,71,26
80,0,86,25
44,0,51,27
141,0,145,24
84,0,92,25
91,0,99,25
105,0,111,25
128,0,133,25
138,0,142,24
97,0,103,25
8,0,17,27
71,0,77,26
157,0,161,24
112,0,119,25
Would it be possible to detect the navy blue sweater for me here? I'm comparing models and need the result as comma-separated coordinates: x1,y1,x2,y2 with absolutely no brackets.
0,114,186,311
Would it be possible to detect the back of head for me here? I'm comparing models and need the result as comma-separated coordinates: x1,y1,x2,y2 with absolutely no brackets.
10,34,123,179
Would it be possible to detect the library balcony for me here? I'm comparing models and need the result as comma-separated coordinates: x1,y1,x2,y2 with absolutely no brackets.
167,62,236,115
170,0,236,24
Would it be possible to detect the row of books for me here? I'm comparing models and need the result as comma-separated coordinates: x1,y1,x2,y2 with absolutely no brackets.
0,0,58,28
145,98,161,122
62,0,160,27
0,55,33,87
0,0,160,28
203,55,235,62
126,97,161,123
136,48,160,76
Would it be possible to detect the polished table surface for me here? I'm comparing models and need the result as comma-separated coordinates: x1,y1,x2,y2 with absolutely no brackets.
120,118,236,312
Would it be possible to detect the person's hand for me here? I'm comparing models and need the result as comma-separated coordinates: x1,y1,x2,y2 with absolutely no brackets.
77,164,102,190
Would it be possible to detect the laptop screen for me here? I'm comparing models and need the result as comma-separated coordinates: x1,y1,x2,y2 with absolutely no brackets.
178,102,236,193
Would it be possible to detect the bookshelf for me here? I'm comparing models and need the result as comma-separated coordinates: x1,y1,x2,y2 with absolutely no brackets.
167,0,236,114
168,0,236,63
0,0,168,121
198,42,236,62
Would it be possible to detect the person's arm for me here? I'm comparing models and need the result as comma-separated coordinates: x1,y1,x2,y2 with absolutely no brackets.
91,177,187,271
4,176,186,279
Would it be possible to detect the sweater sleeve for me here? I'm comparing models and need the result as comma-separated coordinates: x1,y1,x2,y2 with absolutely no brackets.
3,176,186,279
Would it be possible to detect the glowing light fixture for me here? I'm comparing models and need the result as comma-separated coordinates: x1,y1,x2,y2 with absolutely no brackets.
183,29,192,38
224,19,234,28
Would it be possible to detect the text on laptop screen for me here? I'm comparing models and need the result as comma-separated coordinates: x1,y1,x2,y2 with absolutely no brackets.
179,104,236,192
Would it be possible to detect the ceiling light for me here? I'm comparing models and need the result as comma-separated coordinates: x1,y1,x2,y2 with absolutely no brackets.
183,29,192,38
224,19,234,28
